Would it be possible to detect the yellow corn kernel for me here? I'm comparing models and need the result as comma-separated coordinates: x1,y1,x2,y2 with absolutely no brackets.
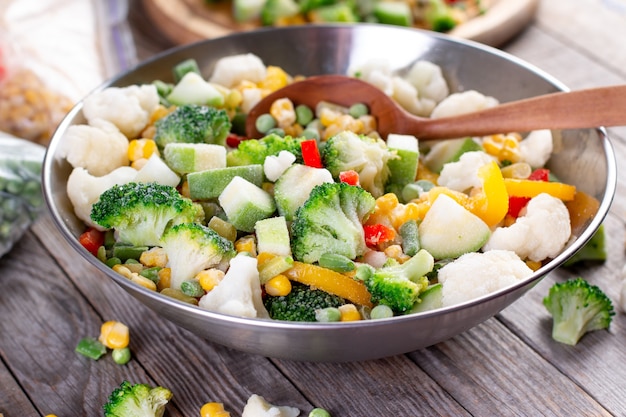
384,244,410,263
157,267,172,291
258,66,290,92
525,260,543,271
99,320,130,349
235,235,257,256
375,193,400,213
322,124,344,141
140,247,168,268
358,114,377,134
130,273,157,291
338,304,361,321
390,202,424,229
131,158,148,170
224,89,242,109
269,98,296,128
128,138,158,162
417,160,439,183
283,123,304,137
112,264,133,279
318,107,341,127
265,274,292,296
197,269,225,292
256,251,276,266
149,104,172,124
200,402,231,417
482,133,521,163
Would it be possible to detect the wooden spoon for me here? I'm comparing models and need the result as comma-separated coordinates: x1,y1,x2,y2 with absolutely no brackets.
245,75,626,140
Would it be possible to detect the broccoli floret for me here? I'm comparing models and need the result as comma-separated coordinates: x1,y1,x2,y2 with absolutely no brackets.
226,133,303,166
160,222,236,290
91,182,204,247
153,104,231,149
361,249,434,313
103,380,172,417
290,181,375,264
543,277,615,345
264,282,346,321
320,130,396,197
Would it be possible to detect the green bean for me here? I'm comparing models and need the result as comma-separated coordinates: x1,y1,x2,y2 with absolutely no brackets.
181,280,205,297
399,219,420,257
75,337,107,360
318,253,355,272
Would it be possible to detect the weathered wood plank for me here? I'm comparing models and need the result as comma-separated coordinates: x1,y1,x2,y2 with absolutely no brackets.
0,360,39,416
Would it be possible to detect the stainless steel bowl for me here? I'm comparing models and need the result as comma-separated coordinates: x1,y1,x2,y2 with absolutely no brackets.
42,24,616,362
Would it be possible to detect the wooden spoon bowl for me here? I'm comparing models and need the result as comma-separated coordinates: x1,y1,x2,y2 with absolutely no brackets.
246,75,626,140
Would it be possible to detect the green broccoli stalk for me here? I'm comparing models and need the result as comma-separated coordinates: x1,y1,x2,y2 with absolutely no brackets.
91,182,204,247
264,282,346,321
543,277,615,346
361,249,434,313
153,104,231,149
103,380,172,417
226,133,304,166
290,181,376,264
320,130,396,197
160,222,236,290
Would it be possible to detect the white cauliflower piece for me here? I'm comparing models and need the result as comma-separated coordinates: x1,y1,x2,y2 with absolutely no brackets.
209,53,267,88
405,60,450,105
241,394,300,417
264,150,296,182
66,166,138,230
438,250,534,307
82,84,160,139
134,154,181,187
240,87,264,114
431,90,499,119
437,151,495,192
58,119,129,176
483,193,571,262
519,129,553,168
198,254,270,318
391,76,436,117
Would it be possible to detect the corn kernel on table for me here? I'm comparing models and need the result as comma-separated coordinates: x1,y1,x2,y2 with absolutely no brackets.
3,0,626,415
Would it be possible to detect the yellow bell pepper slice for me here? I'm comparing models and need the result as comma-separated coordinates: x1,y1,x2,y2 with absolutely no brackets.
504,178,576,201
468,161,509,227
283,261,373,307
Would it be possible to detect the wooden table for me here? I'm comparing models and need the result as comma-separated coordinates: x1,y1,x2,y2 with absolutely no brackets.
3,0,626,415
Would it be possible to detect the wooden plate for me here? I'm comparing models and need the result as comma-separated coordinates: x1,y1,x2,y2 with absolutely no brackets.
142,0,539,47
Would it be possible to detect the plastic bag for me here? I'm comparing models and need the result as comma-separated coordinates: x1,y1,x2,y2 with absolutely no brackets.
0,132,46,257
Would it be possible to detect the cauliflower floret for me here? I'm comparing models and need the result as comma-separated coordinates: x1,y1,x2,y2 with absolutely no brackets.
519,129,553,168
405,60,450,105
264,150,296,182
483,193,571,262
391,76,436,117
66,166,137,230
240,87,264,114
82,84,159,139
431,90,499,119
198,254,270,318
209,53,267,88
134,154,181,187
241,394,300,417
437,151,495,192
438,250,534,307
59,119,129,176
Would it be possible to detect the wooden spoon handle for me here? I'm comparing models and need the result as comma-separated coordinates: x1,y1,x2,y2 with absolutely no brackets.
412,85,626,139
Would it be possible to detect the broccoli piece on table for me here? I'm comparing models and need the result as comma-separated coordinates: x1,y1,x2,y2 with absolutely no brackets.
361,249,434,313
91,182,203,247
153,104,231,148
103,380,172,417
321,130,396,197
264,282,346,321
424,0,458,32
290,181,375,264
226,133,304,166
563,224,607,267
543,277,615,346
160,222,236,290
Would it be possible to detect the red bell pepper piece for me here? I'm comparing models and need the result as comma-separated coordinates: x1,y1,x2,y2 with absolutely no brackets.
301,139,323,168
506,168,550,218
364,224,396,247
79,227,105,256
339,170,360,186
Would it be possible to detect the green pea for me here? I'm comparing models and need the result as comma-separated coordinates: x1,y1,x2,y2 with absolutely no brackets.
349,103,369,118
112,347,131,365
255,113,277,133
370,304,394,320
315,307,341,322
295,104,314,125
309,408,332,417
